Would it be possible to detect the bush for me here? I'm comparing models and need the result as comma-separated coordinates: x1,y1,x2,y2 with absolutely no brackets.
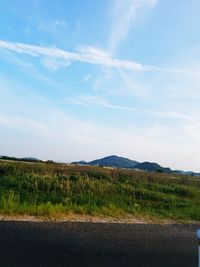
0,161,199,221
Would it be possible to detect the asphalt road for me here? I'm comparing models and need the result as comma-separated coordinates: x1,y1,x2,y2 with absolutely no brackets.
0,221,199,267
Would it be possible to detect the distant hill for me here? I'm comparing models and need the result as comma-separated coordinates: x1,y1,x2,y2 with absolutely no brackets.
21,157,40,162
174,170,200,177
74,155,139,169
73,155,172,173
89,155,139,168
0,155,42,163
1,154,199,176
134,162,171,173
75,160,88,165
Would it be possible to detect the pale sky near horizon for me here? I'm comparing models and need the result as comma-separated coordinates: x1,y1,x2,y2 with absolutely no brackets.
0,0,200,171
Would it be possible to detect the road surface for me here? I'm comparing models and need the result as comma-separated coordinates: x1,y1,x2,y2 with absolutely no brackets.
0,221,199,266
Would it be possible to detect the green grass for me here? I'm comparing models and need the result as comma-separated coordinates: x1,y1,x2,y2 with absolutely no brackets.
0,160,200,221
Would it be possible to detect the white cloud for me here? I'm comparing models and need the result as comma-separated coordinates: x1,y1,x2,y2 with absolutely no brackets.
82,74,91,82
149,111,191,121
109,0,157,53
1,77,200,171
41,58,71,71
37,19,67,32
1,108,200,171
64,95,136,111
117,68,149,98
51,19,67,28
1,40,199,81
0,114,52,138
0,51,65,88
0,40,146,71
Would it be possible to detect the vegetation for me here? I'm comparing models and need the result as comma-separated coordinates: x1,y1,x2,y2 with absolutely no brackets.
0,160,200,222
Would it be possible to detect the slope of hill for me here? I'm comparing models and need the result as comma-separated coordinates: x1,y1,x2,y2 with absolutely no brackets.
73,155,172,173
0,155,41,163
89,155,139,168
1,154,199,176
74,155,139,168
134,162,171,173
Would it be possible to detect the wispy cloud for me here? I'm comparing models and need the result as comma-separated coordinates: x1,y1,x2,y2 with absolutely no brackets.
1,40,198,79
117,68,149,98
109,0,157,53
0,50,64,88
64,95,136,111
37,19,67,32
1,75,200,171
64,94,194,122
1,107,200,171
82,74,91,82
0,113,52,138
41,58,71,71
0,40,146,71
148,110,191,121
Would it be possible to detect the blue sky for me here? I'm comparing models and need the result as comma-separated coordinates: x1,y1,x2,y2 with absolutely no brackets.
0,0,200,171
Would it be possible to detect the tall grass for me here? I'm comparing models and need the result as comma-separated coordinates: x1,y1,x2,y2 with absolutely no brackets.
0,160,200,221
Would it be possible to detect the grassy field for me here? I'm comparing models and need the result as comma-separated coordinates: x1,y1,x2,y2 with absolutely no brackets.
0,160,200,222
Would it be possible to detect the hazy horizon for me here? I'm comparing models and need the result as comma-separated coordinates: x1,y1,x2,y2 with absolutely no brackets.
1,1,200,172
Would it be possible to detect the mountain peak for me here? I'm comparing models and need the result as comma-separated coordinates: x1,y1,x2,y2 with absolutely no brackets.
74,155,139,169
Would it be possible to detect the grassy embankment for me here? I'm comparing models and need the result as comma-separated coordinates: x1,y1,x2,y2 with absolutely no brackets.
0,160,200,222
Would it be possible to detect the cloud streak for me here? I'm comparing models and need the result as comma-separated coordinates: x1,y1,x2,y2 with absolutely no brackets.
109,0,157,53
64,95,137,111
0,40,147,71
64,95,193,122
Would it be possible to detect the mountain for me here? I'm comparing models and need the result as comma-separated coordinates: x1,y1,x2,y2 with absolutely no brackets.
21,157,40,162
1,154,199,176
73,155,173,173
134,162,171,173
174,170,200,177
74,155,139,168
72,160,88,165
0,155,41,163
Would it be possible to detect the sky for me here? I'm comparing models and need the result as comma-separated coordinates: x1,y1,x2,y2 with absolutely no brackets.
0,0,200,171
